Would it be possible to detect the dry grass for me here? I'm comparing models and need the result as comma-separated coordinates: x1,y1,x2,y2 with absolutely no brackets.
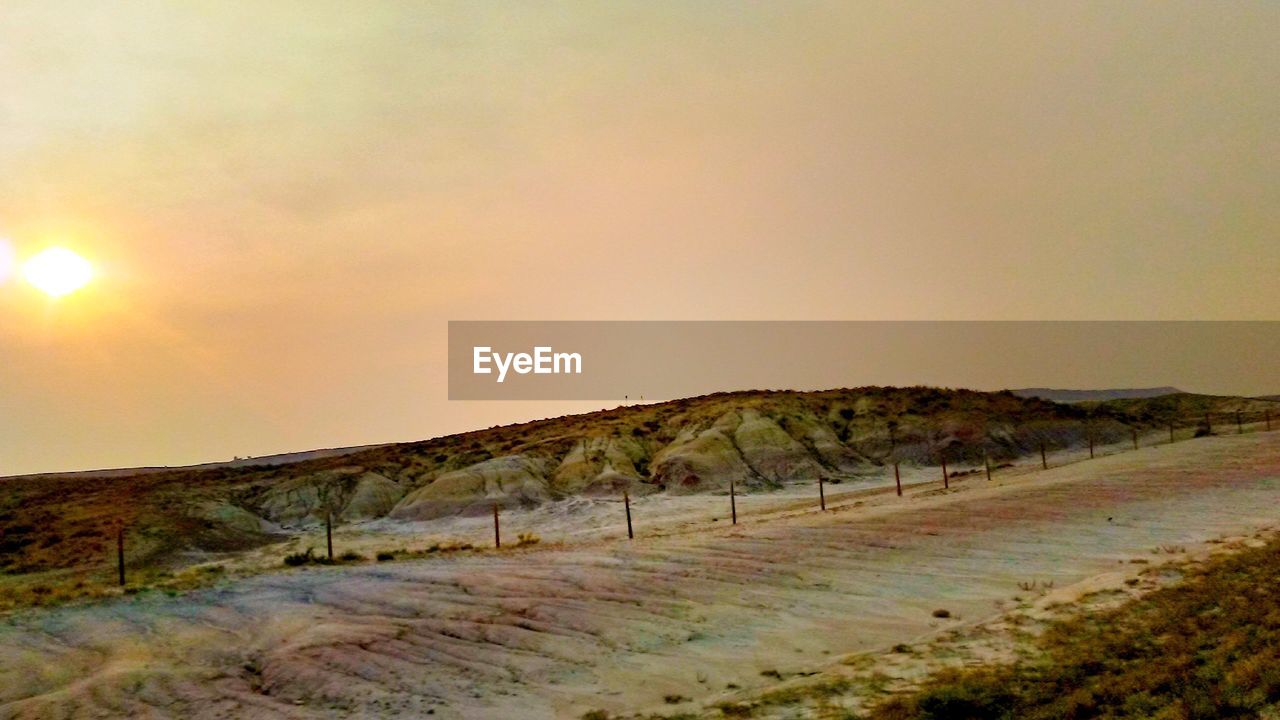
0,563,232,613
868,535,1280,719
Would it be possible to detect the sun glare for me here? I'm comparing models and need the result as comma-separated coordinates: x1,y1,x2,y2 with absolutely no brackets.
22,247,94,298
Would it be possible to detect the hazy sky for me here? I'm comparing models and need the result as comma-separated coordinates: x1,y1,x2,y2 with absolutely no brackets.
1,2,1277,475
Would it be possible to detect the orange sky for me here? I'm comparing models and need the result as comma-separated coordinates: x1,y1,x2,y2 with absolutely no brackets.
1,2,1277,475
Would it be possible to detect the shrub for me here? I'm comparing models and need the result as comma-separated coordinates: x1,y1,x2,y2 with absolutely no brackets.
284,548,315,566
716,702,755,717
376,551,395,562
915,669,1017,719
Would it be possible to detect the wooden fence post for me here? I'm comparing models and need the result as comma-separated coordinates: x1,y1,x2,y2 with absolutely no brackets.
1088,433,1095,459
493,503,501,548
941,456,949,489
894,462,902,497
729,478,737,525
326,510,334,561
624,489,633,539
818,476,826,511
116,524,126,587
984,451,992,481
1040,442,1047,470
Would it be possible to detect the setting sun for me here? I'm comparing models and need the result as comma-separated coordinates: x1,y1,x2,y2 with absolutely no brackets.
22,247,93,298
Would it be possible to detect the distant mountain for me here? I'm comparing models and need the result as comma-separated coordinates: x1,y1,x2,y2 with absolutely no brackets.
1010,387,1183,404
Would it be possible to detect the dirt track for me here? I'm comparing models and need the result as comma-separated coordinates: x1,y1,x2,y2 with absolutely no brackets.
2,432,1279,719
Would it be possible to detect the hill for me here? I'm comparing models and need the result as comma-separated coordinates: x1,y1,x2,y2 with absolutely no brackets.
1080,391,1275,420
2,386,1274,578
0,444,388,483
1010,387,1183,403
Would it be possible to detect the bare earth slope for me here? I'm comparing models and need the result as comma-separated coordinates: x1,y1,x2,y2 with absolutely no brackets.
2,431,1278,719
5,387,1272,580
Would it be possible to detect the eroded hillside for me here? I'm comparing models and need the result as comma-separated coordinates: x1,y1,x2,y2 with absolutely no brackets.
2,387,1274,577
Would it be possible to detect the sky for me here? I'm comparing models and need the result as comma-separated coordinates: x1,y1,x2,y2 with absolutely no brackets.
1,1,1277,475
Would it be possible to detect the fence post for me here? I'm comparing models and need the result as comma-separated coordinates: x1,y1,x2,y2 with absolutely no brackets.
1040,442,1047,470
1088,433,1095,459
941,455,949,489
624,489,633,539
984,451,992,481
894,462,902,497
819,476,826,511
493,503,501,548
729,478,737,525
326,510,334,562
116,524,126,587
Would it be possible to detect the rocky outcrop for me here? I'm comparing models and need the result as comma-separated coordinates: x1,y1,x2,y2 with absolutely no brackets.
732,410,827,482
254,467,402,527
386,409,882,512
647,411,839,493
650,423,759,493
196,502,281,535
551,436,648,495
786,416,866,472
232,386,1169,525
390,455,552,520
340,472,405,521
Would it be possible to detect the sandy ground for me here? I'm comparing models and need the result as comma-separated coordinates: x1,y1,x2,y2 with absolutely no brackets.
727,525,1280,720
2,431,1278,719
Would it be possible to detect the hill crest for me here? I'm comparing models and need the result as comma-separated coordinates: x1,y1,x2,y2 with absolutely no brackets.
1010,387,1183,403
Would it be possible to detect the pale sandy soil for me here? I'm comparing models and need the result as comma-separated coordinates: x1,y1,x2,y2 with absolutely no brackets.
2,432,1278,720
714,526,1280,720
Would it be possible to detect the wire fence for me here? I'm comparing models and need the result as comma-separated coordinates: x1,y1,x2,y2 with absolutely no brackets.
92,406,1280,587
